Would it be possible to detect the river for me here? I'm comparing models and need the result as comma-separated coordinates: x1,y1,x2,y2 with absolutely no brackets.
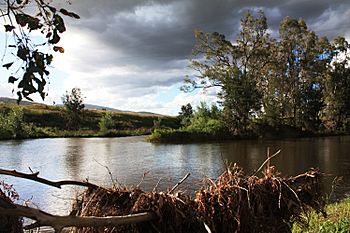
0,135,349,215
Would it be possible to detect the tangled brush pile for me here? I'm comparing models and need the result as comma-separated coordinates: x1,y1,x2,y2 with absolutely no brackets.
69,163,325,233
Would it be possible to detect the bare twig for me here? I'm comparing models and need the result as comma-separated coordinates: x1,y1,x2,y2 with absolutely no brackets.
250,149,281,176
0,203,158,233
137,170,150,188
0,169,98,189
94,159,119,189
169,173,190,193
153,178,162,192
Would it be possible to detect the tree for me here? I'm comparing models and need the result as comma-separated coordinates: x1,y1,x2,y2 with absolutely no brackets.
62,87,85,129
183,11,271,134
99,111,115,132
322,37,350,131
0,1,79,102
264,17,329,130
178,103,193,126
187,102,224,135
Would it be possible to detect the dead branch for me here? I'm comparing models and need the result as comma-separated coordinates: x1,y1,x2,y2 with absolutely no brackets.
0,169,98,189
250,149,281,176
0,203,158,233
169,172,190,193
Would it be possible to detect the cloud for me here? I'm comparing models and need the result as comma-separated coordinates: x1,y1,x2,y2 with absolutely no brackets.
1,0,347,114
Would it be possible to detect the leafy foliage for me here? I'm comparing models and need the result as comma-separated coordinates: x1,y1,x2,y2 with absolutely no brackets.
178,103,194,126
184,10,350,135
184,11,269,134
149,102,228,142
1,0,79,101
0,106,36,139
62,88,85,129
99,111,115,132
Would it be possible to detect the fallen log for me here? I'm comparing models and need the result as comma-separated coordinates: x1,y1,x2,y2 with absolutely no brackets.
0,204,157,233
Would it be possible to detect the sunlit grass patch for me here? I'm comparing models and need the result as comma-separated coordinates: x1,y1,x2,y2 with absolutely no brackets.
292,198,350,233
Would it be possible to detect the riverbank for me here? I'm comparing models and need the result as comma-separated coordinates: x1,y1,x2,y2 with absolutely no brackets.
0,102,179,140
147,124,346,143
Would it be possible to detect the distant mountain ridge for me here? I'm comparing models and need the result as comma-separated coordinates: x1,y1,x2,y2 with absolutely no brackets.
0,97,34,105
0,97,159,115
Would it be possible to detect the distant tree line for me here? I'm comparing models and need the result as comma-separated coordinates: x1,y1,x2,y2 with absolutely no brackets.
183,10,350,136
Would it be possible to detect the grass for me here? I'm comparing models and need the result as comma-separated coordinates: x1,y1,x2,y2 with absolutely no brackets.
292,198,350,233
0,102,179,139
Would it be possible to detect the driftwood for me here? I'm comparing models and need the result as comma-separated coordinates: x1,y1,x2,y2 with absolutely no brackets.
0,152,326,233
0,168,158,232
0,204,157,232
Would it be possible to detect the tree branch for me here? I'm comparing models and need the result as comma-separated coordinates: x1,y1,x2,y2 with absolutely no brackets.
169,173,190,193
250,149,281,176
0,203,158,232
0,168,98,189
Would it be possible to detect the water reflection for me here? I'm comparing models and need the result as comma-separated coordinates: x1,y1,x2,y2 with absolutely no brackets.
0,136,350,215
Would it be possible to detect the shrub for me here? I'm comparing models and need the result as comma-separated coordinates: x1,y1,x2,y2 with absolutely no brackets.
99,111,115,132
0,106,36,139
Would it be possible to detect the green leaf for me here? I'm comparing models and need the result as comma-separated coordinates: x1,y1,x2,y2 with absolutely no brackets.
17,46,29,61
48,30,60,44
53,46,65,53
54,15,66,33
16,91,22,104
59,8,80,19
3,62,14,69
40,92,45,100
4,25,15,32
8,76,18,83
23,95,33,102
15,14,41,30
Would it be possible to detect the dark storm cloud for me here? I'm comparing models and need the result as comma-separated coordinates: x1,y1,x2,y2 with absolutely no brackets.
45,0,350,114
59,0,350,100
66,0,350,66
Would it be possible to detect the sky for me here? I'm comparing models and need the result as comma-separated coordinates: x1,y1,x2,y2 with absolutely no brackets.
1,0,350,115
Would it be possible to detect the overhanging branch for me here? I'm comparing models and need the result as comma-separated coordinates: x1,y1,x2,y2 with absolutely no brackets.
0,168,98,189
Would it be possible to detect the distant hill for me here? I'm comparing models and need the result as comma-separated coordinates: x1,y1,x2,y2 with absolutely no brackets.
0,97,159,115
83,104,160,116
81,103,122,112
0,97,35,106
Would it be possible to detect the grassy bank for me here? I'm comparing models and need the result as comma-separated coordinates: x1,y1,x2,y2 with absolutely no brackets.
147,122,316,143
292,198,350,232
0,102,179,140
148,128,236,143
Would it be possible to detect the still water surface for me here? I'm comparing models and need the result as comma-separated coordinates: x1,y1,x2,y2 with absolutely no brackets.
1,136,350,215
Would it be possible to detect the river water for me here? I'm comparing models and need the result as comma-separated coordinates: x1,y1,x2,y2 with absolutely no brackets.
0,136,349,215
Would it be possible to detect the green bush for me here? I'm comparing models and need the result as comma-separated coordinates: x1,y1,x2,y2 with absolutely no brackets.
0,106,36,139
149,102,228,142
99,111,115,132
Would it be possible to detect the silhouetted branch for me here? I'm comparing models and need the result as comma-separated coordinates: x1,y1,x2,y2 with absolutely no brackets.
0,169,98,189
